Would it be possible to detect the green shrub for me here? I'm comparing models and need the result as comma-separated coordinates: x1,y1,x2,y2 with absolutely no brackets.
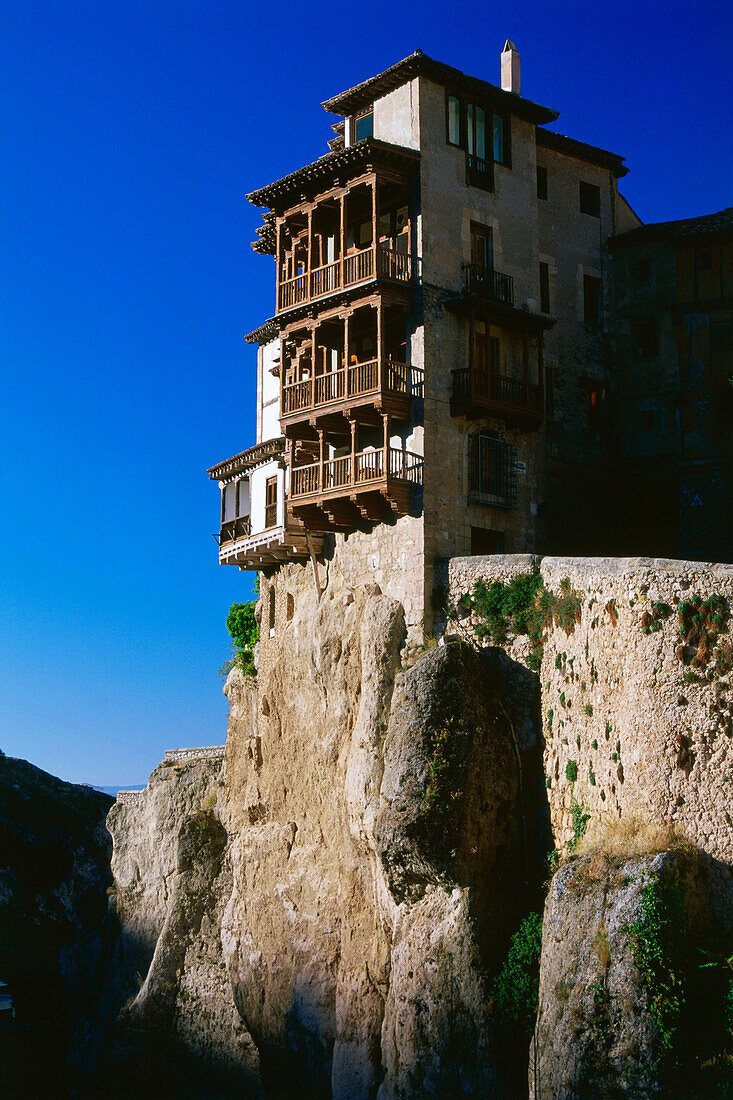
220,600,259,678
493,912,543,1041
566,759,578,783
568,798,589,852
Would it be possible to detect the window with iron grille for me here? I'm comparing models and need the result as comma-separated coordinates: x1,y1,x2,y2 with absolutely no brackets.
468,432,517,508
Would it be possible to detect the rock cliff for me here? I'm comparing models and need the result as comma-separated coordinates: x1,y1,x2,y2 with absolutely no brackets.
100,558,733,1098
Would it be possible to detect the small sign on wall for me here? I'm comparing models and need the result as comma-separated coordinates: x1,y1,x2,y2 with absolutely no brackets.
516,461,527,474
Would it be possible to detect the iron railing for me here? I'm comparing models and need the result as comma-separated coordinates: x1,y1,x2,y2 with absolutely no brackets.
463,263,514,305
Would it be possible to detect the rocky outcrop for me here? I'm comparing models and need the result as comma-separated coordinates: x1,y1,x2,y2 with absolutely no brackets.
101,557,733,1097
0,755,113,1097
531,846,726,1099
103,581,537,1097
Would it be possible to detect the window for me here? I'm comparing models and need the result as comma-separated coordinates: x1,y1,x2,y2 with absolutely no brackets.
447,94,461,145
474,329,500,372
632,319,659,358
537,165,548,200
445,94,510,174
579,181,601,217
354,110,373,142
493,114,509,165
468,432,517,508
223,482,236,522
265,476,278,529
635,258,650,283
539,261,550,313
587,384,603,436
640,409,655,431
471,527,505,555
583,274,601,326
470,222,493,270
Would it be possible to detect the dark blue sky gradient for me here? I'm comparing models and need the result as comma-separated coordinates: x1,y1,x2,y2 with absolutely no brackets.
0,1,730,784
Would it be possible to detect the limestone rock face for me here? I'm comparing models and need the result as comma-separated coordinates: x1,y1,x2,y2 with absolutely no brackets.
530,850,707,1100
104,582,529,1098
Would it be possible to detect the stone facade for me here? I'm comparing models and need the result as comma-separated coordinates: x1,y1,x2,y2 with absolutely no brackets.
610,210,733,562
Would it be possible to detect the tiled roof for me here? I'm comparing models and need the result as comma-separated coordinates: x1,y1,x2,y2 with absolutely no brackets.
321,50,559,126
536,129,628,177
611,207,733,247
247,138,419,211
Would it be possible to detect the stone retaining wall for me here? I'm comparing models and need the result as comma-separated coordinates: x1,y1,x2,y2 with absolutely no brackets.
446,554,733,925
163,746,226,764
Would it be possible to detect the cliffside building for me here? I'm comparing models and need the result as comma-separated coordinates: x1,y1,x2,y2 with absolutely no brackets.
209,46,656,634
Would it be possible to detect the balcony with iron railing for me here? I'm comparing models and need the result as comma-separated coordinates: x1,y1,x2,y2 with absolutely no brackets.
281,356,424,426
463,263,514,306
277,244,413,313
451,367,543,426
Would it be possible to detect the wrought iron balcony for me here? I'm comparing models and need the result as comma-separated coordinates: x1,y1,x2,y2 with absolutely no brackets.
463,263,514,306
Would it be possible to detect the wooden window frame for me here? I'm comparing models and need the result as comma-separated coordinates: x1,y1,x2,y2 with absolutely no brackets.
353,109,374,143
265,476,278,530
445,92,511,169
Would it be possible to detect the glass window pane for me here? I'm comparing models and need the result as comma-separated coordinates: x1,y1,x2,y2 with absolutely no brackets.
493,115,504,164
447,96,460,144
223,483,236,521
467,102,474,154
355,112,373,142
475,106,485,160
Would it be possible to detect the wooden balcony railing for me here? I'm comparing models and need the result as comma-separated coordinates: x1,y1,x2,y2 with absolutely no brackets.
466,153,493,192
290,447,423,499
277,244,413,311
219,516,251,545
281,358,424,418
452,368,542,422
463,263,514,306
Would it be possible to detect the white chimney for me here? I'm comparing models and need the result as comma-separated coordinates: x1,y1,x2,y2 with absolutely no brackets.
501,40,520,95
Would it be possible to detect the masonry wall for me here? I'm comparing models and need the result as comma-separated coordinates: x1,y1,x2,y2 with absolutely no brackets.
537,146,620,551
446,554,733,927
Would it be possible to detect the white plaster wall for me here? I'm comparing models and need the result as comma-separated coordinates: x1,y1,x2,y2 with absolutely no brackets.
373,80,420,150
250,459,281,534
259,338,281,444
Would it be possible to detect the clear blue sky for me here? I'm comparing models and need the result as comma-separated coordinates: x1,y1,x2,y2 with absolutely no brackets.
0,0,730,786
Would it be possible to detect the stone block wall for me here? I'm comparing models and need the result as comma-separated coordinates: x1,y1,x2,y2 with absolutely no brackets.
446,554,733,924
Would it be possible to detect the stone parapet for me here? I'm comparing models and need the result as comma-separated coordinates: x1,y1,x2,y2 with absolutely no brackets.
116,789,145,805
163,746,226,764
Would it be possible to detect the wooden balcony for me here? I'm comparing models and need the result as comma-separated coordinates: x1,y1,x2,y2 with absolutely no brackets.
451,368,543,427
289,446,423,530
281,357,423,428
277,244,412,313
218,516,251,546
463,263,514,306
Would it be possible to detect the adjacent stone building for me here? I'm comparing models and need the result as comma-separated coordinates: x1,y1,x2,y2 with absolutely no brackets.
610,208,733,562
208,45,728,637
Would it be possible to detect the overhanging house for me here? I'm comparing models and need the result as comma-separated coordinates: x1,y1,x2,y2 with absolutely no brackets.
210,44,653,631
